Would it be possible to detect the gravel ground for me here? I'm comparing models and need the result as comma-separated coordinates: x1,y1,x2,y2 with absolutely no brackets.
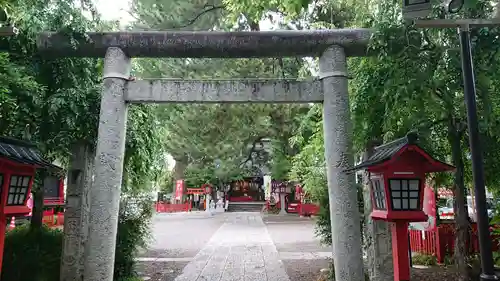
138,212,225,259
136,261,189,281
283,259,330,281
264,214,331,281
410,267,458,281
135,212,226,280
263,214,329,253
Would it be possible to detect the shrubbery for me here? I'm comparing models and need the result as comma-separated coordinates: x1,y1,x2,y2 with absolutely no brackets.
2,225,62,281
411,254,438,266
114,198,153,281
1,199,153,281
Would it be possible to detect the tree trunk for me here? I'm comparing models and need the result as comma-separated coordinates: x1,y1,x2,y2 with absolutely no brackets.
363,140,393,281
447,118,470,281
172,155,188,202
30,170,46,231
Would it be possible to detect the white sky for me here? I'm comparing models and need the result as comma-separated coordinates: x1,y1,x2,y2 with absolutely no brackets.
94,0,276,29
95,0,133,23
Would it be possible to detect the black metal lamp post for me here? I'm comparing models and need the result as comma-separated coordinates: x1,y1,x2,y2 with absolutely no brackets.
458,24,496,280
403,1,499,279
412,19,499,280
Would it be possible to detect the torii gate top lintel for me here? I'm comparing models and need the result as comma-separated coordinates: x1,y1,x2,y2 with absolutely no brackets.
36,29,372,58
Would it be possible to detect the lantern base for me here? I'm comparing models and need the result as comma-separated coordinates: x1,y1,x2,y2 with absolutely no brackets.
371,209,427,222
4,205,31,217
391,221,411,281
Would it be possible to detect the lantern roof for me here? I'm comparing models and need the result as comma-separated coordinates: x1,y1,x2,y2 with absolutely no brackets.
0,136,62,170
346,132,454,173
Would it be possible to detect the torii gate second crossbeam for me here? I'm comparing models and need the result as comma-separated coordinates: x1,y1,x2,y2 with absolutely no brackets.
37,29,372,281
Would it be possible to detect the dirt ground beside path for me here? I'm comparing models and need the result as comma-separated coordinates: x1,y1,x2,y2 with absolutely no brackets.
310,265,459,281
135,261,189,281
411,267,458,281
284,259,330,281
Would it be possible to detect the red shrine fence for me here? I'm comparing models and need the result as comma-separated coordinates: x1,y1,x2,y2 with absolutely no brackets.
409,223,500,263
154,202,192,213
42,209,65,228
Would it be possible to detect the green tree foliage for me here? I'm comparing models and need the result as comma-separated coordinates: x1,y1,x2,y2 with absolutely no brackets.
0,0,166,191
0,2,165,276
130,0,311,187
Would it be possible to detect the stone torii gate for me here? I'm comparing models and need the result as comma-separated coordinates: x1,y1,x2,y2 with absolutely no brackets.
37,29,371,281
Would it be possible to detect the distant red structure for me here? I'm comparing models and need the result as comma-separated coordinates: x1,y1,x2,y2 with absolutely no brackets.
43,176,65,206
155,202,192,213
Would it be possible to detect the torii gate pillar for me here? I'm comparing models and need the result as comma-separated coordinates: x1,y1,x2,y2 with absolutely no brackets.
320,45,364,281
83,47,131,281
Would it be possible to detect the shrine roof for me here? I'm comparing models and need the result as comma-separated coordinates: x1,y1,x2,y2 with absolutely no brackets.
0,136,62,170
346,132,454,172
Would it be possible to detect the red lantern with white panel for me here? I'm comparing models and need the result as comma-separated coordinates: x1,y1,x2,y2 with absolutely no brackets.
347,133,454,281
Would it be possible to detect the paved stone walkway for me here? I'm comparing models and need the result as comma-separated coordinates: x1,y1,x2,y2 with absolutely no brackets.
174,213,291,281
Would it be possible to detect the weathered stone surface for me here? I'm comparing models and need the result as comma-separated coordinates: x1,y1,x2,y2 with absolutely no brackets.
125,79,323,103
174,213,290,281
362,148,394,281
320,45,365,281
83,47,131,281
36,29,372,58
60,143,94,281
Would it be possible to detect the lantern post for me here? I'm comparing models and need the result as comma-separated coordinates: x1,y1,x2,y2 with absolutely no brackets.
346,133,454,281
271,181,289,215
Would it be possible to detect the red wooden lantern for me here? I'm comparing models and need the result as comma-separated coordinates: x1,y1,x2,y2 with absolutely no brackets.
0,136,61,277
347,133,454,281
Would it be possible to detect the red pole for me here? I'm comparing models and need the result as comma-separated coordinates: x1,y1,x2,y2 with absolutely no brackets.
391,222,411,281
435,227,443,263
0,215,7,278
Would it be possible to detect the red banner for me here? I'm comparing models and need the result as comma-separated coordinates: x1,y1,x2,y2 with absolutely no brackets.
295,184,303,201
423,186,437,231
175,180,184,200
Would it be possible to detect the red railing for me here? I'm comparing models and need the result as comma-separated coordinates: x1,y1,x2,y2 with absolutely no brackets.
409,223,500,263
299,203,320,216
42,210,64,228
271,200,320,216
154,202,192,213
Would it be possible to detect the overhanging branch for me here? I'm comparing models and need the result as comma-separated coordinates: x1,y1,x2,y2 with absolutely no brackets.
174,4,225,29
